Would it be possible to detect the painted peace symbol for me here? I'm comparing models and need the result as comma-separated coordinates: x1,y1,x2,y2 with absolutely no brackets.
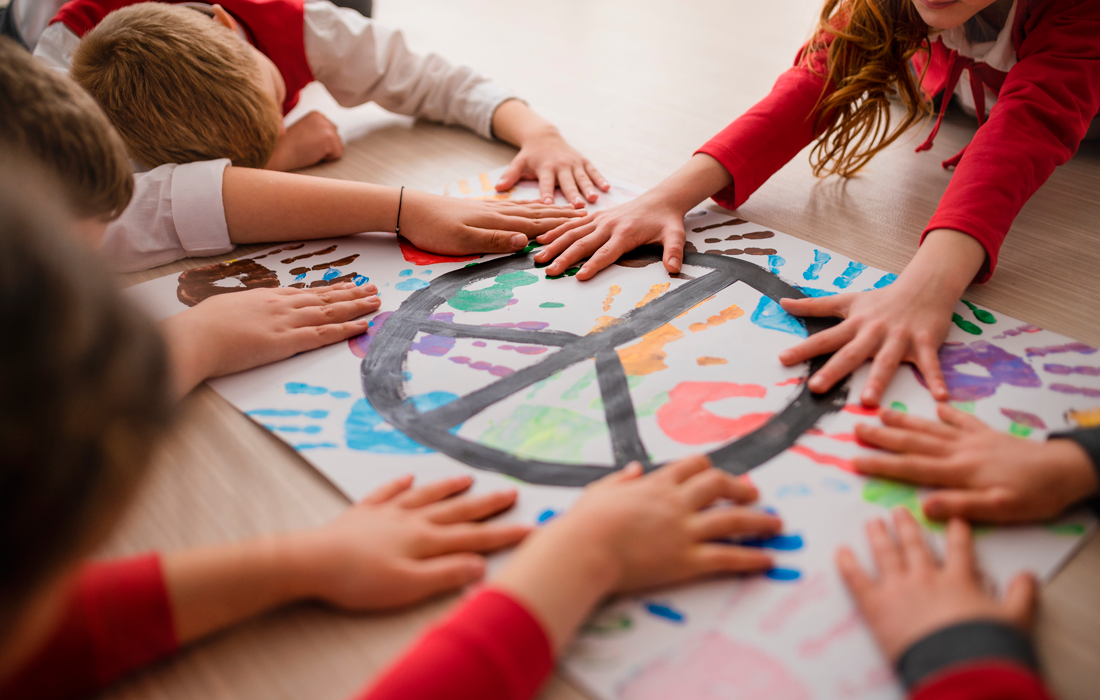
360,247,850,486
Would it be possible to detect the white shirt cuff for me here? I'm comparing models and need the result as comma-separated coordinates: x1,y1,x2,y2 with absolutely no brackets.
170,159,235,257
471,83,523,141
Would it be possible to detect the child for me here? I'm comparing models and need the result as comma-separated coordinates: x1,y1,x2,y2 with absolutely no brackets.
34,0,600,272
0,36,380,396
0,167,785,696
0,155,533,697
853,404,1099,522
533,0,1100,408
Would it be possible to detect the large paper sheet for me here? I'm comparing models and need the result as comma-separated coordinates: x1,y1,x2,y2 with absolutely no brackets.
127,169,1098,700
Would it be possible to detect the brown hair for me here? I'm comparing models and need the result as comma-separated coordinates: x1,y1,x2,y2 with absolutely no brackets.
70,3,281,170
0,153,174,647
0,38,133,221
805,0,932,178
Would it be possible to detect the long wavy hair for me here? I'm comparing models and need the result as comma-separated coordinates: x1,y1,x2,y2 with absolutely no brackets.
805,0,933,178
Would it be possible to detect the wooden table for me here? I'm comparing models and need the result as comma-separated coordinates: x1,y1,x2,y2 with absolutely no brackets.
107,1,1100,698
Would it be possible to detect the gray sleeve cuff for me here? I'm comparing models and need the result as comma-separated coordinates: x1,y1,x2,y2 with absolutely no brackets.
896,620,1037,691
1048,427,1100,514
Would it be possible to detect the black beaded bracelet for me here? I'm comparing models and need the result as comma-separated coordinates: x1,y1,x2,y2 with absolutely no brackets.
395,186,405,236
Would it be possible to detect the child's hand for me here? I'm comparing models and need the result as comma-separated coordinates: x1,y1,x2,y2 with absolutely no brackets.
494,456,781,652
853,405,1099,522
289,475,530,610
837,509,1037,663
778,278,955,406
490,99,609,208
532,194,688,280
496,130,609,208
266,111,344,172
779,229,987,407
162,283,379,396
399,189,585,255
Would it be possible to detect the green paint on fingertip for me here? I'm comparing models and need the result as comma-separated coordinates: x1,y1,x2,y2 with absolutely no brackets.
889,401,908,413
539,302,565,308
952,313,982,335
962,300,996,324
546,266,581,279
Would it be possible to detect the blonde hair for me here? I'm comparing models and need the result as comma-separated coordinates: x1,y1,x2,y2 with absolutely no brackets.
71,3,281,170
806,0,932,178
0,38,133,220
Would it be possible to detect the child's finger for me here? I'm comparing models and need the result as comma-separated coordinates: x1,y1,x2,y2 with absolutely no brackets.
689,543,773,575
536,223,601,270
537,168,557,205
576,239,630,280
395,475,474,509
403,553,487,599
923,488,1012,523
654,454,713,485
427,522,532,555
360,474,415,505
836,546,876,600
546,227,610,277
779,294,846,318
1003,571,1038,630
851,450,963,488
534,216,593,250
915,343,949,402
935,403,988,433
861,336,908,406
942,517,977,578
878,408,959,440
573,167,599,203
681,469,759,510
299,297,381,328
893,507,936,573
496,160,524,192
459,227,530,253
557,169,585,209
866,517,904,575
689,508,781,541
806,325,880,394
585,162,611,192
297,283,378,306
778,321,853,368
424,489,519,525
852,422,953,458
661,230,685,274
496,214,580,237
295,317,372,348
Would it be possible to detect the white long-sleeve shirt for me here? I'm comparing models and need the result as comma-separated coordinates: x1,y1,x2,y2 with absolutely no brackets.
34,0,518,272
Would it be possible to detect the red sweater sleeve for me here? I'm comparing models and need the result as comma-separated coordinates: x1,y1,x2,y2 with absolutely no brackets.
0,554,178,700
356,587,554,700
911,663,1054,700
922,0,1100,282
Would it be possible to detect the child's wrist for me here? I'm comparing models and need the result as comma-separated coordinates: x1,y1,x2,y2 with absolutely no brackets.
1045,439,1100,502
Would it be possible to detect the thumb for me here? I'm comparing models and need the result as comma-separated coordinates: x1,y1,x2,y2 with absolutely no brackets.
496,160,523,192
1002,571,1039,631
662,231,685,274
466,228,529,253
403,554,487,601
780,294,843,317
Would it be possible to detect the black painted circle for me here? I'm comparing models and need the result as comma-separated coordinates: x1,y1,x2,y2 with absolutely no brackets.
360,247,849,486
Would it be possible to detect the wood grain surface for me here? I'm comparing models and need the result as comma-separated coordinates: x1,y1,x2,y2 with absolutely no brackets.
104,1,1100,698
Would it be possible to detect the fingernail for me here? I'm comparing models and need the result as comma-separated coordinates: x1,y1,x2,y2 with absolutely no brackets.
511,234,527,248
543,197,553,204
355,319,369,326
670,257,681,271
924,501,943,518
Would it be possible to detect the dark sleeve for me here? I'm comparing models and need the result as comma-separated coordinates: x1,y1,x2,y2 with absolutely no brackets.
0,554,178,700
355,587,554,700
1048,425,1100,513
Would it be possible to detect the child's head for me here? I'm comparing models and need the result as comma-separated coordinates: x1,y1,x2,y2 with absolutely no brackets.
0,155,174,679
808,0,1008,179
0,37,133,242
71,3,285,170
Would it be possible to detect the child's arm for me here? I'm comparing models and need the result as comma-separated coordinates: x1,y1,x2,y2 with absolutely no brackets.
100,164,583,273
852,404,1099,523
838,510,1050,700
160,283,381,397
360,456,782,700
162,475,529,644
301,1,606,204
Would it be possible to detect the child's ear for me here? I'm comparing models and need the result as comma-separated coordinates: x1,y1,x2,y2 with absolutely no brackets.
210,5,241,33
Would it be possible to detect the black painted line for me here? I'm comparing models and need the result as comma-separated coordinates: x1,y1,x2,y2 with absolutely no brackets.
594,349,651,468
416,319,578,346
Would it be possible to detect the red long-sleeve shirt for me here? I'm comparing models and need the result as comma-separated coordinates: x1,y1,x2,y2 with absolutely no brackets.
0,555,1053,700
696,0,1100,283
